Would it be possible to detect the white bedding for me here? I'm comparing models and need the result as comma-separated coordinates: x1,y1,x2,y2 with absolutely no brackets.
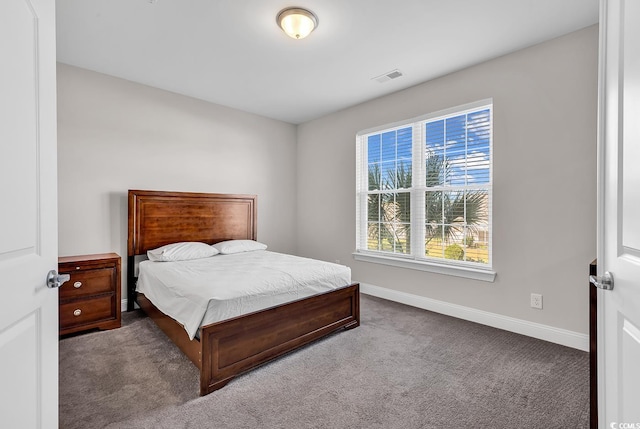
136,250,352,340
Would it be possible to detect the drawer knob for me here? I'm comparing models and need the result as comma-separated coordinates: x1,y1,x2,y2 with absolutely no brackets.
73,309,82,317
73,281,82,289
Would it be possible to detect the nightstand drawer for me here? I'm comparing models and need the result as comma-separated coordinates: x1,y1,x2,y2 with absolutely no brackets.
59,268,115,300
59,295,115,329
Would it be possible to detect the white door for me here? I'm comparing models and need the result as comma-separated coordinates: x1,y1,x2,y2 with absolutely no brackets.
0,0,59,428
598,0,640,426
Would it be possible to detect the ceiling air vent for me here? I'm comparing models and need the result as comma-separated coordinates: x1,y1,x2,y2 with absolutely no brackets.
372,69,403,83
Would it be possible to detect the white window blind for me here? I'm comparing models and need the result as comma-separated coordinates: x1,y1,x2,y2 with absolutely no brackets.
355,100,493,276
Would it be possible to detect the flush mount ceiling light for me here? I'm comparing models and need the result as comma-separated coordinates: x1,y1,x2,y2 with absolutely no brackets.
277,7,318,39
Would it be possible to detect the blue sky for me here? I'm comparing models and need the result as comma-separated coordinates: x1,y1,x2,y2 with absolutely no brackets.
367,108,490,190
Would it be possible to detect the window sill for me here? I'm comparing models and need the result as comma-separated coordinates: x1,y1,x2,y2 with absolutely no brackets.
352,252,496,282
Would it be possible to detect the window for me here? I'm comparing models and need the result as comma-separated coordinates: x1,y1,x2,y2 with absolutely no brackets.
355,100,494,281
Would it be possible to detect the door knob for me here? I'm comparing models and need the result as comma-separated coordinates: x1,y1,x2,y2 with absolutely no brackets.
46,270,70,289
590,271,614,290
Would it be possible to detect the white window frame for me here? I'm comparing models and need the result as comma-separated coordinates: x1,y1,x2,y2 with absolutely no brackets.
354,99,496,282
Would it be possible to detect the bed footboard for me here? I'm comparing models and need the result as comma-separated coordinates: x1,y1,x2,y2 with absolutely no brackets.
199,283,360,395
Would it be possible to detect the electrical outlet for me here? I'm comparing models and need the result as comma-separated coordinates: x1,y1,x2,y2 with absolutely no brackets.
530,293,543,310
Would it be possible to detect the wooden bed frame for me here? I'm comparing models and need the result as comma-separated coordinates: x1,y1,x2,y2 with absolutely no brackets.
127,189,360,396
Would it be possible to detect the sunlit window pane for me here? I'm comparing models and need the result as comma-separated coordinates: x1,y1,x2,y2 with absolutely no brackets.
358,102,492,269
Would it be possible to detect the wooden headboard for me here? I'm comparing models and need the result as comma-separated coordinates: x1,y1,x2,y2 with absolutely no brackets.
126,189,257,310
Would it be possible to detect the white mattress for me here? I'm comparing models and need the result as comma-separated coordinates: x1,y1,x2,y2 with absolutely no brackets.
136,250,352,340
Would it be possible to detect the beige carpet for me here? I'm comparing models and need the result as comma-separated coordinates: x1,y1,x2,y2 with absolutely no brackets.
59,294,590,429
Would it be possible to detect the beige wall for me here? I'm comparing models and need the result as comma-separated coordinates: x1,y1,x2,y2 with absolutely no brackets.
296,26,598,334
57,64,298,301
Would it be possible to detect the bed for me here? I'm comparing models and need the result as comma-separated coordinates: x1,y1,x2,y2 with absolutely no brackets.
127,189,360,396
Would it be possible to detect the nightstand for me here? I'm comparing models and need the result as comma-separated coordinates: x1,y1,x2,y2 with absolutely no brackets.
58,253,121,336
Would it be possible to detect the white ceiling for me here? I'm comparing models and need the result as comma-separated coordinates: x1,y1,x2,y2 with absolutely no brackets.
56,0,599,124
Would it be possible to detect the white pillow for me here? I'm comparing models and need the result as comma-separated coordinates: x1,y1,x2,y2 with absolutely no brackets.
212,239,267,255
147,242,219,262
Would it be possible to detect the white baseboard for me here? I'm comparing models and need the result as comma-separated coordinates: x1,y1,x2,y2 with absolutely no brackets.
360,283,589,352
